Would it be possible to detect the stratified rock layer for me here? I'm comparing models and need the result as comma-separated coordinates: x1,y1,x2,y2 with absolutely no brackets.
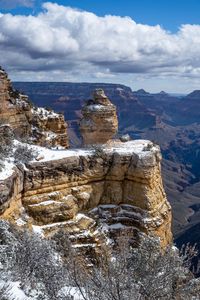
80,89,118,145
0,67,69,148
0,140,172,249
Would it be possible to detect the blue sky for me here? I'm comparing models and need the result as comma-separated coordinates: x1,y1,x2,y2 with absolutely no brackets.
1,0,200,92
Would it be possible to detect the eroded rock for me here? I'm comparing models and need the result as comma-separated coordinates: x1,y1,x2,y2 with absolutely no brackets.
14,140,172,249
80,89,118,145
0,67,69,148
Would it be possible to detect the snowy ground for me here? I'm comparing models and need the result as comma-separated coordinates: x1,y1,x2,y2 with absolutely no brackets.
28,139,158,162
0,139,158,181
0,281,29,300
0,281,84,300
0,160,15,180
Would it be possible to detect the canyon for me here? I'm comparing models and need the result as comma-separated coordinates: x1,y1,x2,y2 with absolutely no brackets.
13,81,200,246
0,68,172,253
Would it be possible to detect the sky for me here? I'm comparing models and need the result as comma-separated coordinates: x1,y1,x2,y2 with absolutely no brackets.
1,0,200,92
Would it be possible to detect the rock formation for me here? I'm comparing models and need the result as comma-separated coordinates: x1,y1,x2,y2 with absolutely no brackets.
80,89,118,145
0,68,172,254
0,140,172,249
0,67,69,148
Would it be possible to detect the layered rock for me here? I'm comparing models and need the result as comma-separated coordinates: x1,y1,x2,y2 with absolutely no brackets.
0,70,172,253
31,107,68,148
0,69,32,137
0,140,171,249
0,67,69,148
0,166,24,221
80,89,118,145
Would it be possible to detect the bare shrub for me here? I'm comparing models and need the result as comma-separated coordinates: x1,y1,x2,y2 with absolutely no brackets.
0,125,14,158
0,160,5,172
92,144,107,159
1,220,200,300
66,234,200,300
180,243,200,276
14,144,38,164
0,283,14,300
0,222,69,300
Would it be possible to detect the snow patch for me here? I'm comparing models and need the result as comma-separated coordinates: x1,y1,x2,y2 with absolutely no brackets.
0,281,30,300
16,218,27,226
32,225,44,237
0,161,14,180
84,104,109,111
29,200,60,207
12,139,158,164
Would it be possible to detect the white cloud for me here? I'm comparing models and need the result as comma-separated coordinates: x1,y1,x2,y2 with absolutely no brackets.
1,2,200,92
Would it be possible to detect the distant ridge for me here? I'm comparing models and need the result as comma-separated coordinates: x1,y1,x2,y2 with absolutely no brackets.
185,90,200,99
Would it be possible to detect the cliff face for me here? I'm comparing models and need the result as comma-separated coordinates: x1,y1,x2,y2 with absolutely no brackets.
0,140,172,249
0,73,172,252
0,68,69,148
0,166,23,220
31,107,68,148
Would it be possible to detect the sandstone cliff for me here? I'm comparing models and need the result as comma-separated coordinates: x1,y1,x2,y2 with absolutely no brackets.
0,67,69,148
0,140,172,250
0,71,172,253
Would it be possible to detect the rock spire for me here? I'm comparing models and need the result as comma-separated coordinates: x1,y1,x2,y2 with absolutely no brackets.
80,89,118,145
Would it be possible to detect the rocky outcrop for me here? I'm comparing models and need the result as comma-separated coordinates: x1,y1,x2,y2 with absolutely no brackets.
31,107,68,148
0,69,32,137
80,89,118,145
0,67,69,148
7,140,171,249
0,70,172,253
0,166,24,221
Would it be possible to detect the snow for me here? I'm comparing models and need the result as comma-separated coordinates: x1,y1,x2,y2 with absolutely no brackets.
107,140,159,157
29,200,60,207
76,213,92,221
27,143,92,162
0,161,14,180
23,139,159,164
0,281,30,300
15,97,30,109
36,221,70,230
46,131,57,140
78,192,90,200
0,281,85,300
16,218,27,226
9,139,159,165
107,223,126,230
72,243,96,248
32,107,60,119
60,286,85,300
32,225,44,236
84,104,108,111
99,204,118,209
70,230,91,238
7,282,29,300
48,191,61,197
0,139,158,183
30,213,93,235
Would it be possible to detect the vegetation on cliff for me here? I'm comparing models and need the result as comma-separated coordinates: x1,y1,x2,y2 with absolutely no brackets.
0,221,200,300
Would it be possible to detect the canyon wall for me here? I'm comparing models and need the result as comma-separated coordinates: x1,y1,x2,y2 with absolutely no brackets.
0,67,69,148
0,70,172,253
0,167,23,220
0,140,172,249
